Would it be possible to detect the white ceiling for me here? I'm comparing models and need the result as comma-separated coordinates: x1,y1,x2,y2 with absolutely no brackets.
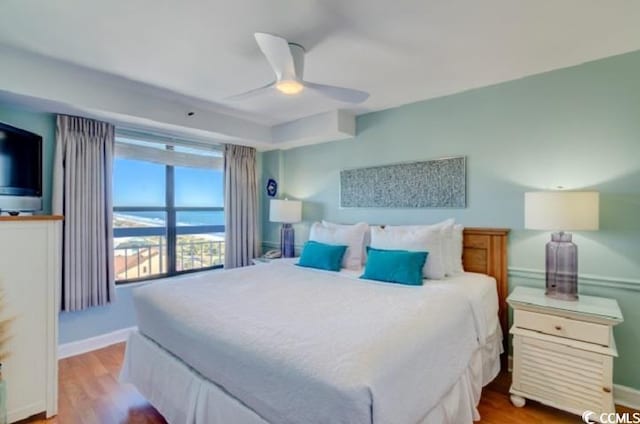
1,0,640,148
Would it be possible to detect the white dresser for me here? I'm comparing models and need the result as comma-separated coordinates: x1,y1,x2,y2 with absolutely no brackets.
0,216,61,422
508,287,623,420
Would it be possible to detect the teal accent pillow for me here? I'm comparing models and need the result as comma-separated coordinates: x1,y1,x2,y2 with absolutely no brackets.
297,240,348,272
361,247,428,286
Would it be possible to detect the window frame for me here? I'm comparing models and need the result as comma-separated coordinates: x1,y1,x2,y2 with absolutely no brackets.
113,154,224,285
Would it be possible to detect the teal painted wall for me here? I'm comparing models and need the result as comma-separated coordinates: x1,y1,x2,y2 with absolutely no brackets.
0,105,56,213
262,51,640,388
0,104,141,344
58,285,139,344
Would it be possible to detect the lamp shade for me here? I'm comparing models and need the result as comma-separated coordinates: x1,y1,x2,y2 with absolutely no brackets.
269,199,302,224
524,191,599,231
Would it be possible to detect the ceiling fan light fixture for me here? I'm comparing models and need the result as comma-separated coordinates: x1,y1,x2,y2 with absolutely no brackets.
225,33,369,103
275,80,304,95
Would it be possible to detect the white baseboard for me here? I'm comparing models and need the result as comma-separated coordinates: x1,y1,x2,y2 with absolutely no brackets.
8,400,46,424
58,326,137,359
614,384,640,410
506,355,640,409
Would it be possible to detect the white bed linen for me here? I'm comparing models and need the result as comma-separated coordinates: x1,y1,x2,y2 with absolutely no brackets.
426,273,499,344
131,261,495,424
120,324,502,424
326,260,499,345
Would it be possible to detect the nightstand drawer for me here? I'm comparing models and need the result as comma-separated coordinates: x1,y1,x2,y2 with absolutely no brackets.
514,310,610,346
512,334,613,415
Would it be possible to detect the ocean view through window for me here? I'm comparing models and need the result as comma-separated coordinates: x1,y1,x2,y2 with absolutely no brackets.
113,136,224,283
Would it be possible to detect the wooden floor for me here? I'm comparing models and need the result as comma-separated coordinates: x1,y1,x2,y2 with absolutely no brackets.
21,343,635,423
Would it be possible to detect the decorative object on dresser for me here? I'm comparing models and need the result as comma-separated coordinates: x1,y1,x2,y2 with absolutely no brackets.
508,286,623,418
339,156,466,208
269,199,302,258
524,191,599,300
0,215,62,422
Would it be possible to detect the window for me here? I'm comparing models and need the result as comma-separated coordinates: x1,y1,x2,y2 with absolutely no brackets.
113,135,224,284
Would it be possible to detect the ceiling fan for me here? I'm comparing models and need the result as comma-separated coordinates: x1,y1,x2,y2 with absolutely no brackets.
227,32,369,104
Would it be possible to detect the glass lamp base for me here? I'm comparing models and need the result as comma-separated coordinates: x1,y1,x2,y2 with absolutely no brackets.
545,231,578,301
280,224,295,258
545,289,579,301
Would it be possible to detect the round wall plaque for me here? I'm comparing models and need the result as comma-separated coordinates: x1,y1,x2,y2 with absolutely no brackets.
266,178,278,197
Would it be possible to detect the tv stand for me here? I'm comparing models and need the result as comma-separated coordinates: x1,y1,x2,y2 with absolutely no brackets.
7,211,20,217
0,215,62,222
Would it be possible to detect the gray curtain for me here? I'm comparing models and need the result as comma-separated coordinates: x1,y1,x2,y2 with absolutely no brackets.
53,115,115,311
224,144,259,268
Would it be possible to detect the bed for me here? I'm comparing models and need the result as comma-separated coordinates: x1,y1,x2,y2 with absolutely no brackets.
120,227,509,424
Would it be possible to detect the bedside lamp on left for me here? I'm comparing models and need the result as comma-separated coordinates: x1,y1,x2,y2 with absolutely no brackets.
269,199,302,258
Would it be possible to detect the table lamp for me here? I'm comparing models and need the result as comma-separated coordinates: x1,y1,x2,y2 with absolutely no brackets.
269,199,302,258
524,191,599,301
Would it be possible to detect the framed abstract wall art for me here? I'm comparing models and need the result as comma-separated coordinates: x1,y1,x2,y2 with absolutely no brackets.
339,156,466,208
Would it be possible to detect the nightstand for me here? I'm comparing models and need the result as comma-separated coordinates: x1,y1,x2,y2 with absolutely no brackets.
252,257,276,265
507,286,623,419
252,257,293,265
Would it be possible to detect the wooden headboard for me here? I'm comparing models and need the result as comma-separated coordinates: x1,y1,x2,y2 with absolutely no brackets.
462,228,510,352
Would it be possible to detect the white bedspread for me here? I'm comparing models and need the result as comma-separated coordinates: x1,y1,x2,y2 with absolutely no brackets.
132,261,494,424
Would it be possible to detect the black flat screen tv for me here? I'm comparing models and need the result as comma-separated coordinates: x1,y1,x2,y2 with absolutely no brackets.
0,121,43,213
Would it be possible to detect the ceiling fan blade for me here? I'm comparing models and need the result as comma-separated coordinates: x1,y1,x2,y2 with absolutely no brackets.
225,81,275,101
303,82,370,104
254,32,297,81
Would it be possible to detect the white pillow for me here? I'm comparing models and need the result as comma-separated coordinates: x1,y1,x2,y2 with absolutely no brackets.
397,218,455,233
362,228,371,265
370,225,446,279
309,221,369,270
390,219,456,275
322,221,370,264
441,223,455,276
450,224,464,274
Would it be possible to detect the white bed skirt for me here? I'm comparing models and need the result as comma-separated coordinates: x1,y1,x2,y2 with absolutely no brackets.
120,326,503,424
418,325,503,424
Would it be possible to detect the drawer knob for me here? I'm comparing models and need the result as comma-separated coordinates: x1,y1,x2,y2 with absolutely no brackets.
554,325,562,331
603,387,612,393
